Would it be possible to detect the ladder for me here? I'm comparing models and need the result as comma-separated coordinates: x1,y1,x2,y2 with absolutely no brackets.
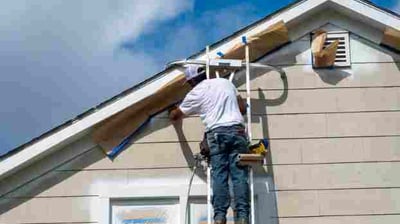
167,41,285,224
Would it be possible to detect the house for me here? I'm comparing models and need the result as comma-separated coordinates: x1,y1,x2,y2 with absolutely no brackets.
1,0,400,223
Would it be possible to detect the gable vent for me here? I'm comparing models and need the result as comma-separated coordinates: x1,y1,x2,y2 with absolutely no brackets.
324,31,351,67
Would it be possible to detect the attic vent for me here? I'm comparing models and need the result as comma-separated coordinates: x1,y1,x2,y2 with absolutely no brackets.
325,32,351,67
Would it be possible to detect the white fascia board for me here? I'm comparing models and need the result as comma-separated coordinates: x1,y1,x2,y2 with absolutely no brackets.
334,0,400,29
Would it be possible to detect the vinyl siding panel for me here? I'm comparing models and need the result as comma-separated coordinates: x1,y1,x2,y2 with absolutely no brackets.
3,168,204,198
0,136,96,199
56,142,200,171
270,136,400,164
277,189,400,217
237,63,400,90
278,215,400,224
245,87,400,115
131,111,400,143
0,196,98,224
274,162,400,190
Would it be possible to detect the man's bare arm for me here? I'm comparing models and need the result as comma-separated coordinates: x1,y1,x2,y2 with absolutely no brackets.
169,106,185,121
237,95,247,115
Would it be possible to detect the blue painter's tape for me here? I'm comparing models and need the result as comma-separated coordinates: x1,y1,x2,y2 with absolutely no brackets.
122,217,166,224
107,118,150,158
107,103,180,159
217,51,224,57
242,36,247,44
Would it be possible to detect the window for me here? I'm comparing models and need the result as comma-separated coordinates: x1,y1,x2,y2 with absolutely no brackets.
111,199,179,224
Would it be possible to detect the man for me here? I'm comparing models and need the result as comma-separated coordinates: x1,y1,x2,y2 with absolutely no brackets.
169,65,250,224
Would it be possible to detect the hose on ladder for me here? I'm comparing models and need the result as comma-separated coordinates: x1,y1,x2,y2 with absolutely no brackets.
185,153,207,224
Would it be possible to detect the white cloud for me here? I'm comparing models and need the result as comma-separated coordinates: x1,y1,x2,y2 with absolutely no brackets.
103,0,193,45
0,0,193,152
0,0,193,49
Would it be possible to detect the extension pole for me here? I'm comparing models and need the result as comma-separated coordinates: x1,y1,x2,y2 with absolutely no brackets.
206,46,210,79
245,44,252,141
206,45,212,224
245,44,256,224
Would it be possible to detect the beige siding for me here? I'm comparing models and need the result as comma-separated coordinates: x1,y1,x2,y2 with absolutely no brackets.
4,168,202,198
351,36,400,63
270,137,400,164
237,63,400,90
131,111,400,142
245,87,400,115
277,189,400,217
57,142,200,170
0,136,95,199
274,162,400,190
276,191,319,217
0,196,98,224
278,215,400,224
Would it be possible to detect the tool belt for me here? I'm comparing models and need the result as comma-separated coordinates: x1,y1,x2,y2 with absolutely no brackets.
199,124,247,162
199,132,210,162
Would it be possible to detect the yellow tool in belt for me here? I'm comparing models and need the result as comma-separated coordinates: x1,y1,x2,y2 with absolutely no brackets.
249,139,269,155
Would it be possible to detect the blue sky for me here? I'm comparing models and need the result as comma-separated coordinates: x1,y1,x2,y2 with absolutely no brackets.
0,0,399,156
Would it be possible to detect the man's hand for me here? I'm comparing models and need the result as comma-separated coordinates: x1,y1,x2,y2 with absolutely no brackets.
237,95,247,115
169,106,185,121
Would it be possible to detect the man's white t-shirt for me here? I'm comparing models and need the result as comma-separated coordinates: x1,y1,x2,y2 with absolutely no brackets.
179,78,244,131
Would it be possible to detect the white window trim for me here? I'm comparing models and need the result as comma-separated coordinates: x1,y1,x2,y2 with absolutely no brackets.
98,184,208,224
98,181,271,224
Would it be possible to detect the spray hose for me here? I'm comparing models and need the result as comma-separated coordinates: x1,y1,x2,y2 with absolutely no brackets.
185,153,208,224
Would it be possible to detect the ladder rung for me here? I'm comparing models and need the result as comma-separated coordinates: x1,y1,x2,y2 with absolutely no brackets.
209,59,242,67
238,154,265,161
237,154,264,166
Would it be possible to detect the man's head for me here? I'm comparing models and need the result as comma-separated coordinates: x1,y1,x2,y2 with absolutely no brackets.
184,65,206,87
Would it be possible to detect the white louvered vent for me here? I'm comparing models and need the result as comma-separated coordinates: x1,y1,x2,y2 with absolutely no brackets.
325,32,351,67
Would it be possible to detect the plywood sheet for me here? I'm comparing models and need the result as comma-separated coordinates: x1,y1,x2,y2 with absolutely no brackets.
382,27,400,51
222,21,289,61
311,30,339,67
92,74,191,154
